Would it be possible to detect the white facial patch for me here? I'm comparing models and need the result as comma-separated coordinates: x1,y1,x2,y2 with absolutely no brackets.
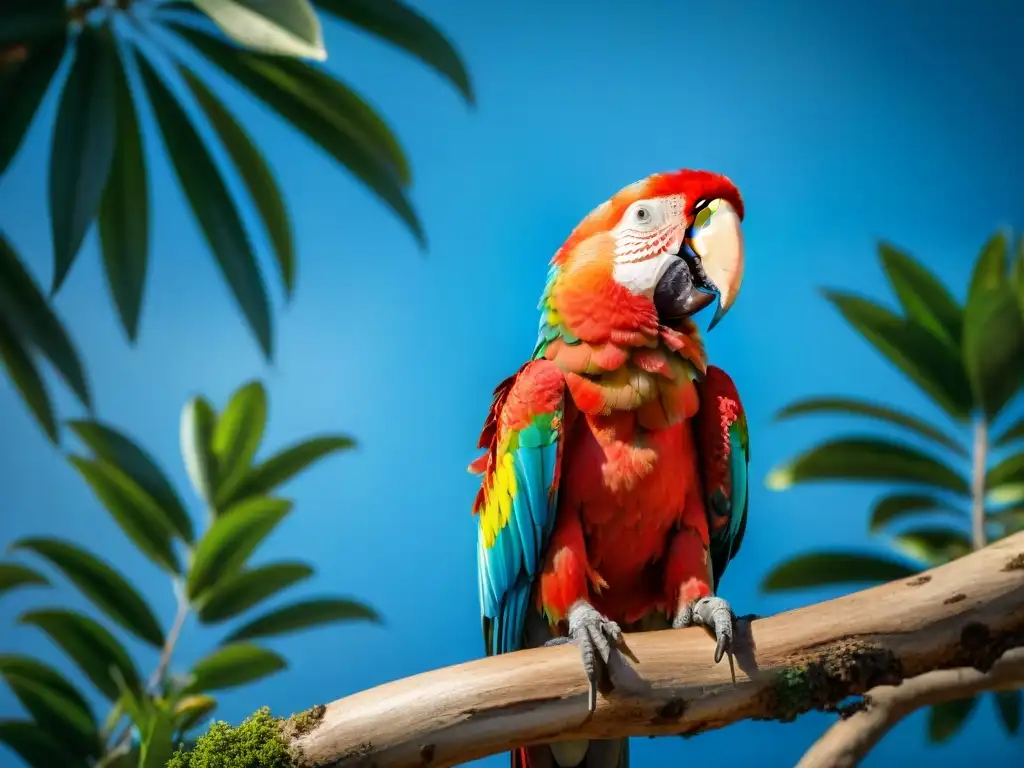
609,194,686,296
611,195,685,264
613,251,679,298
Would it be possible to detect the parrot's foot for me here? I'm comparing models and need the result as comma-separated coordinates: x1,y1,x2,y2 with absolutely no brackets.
673,595,736,682
545,600,625,713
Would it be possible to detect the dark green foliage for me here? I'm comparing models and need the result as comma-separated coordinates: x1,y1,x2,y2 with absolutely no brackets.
996,690,1022,734
10,538,164,646
0,563,48,596
762,552,917,591
765,233,1024,744
224,597,380,642
48,25,118,294
197,563,314,623
928,698,979,743
2,382,375,766
0,234,90,443
0,0,472,444
136,48,274,359
98,48,149,343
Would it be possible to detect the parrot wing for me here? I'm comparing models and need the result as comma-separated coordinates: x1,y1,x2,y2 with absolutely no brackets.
469,359,567,657
693,365,749,592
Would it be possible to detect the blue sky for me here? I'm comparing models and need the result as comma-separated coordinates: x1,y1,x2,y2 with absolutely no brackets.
1,0,1023,765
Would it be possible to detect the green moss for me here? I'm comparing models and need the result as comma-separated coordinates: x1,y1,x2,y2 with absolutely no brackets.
772,666,810,722
166,706,298,768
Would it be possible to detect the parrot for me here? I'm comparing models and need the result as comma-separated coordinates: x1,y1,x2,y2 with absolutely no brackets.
469,168,750,768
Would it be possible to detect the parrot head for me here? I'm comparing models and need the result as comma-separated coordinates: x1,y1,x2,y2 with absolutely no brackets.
548,169,745,336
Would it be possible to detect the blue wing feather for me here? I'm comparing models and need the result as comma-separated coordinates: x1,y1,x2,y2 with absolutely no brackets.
474,361,566,656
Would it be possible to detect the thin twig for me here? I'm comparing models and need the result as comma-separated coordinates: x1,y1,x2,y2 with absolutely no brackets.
149,581,189,692
796,649,1024,768
103,580,191,760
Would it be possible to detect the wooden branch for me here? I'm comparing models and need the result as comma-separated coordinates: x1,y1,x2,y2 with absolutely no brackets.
293,533,1024,768
796,648,1024,768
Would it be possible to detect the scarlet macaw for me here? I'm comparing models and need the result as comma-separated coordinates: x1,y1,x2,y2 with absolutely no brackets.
470,169,749,768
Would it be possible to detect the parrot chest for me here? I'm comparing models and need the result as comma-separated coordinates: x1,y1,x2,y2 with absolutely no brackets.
560,409,703,590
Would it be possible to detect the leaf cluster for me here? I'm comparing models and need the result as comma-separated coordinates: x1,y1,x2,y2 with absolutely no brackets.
763,233,1024,742
0,0,473,444
0,380,374,767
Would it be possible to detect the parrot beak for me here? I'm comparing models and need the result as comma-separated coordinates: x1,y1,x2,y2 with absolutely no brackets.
652,198,745,329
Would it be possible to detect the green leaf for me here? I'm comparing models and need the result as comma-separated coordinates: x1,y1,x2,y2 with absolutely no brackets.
174,694,217,733
0,658,99,761
766,437,969,495
110,666,153,734
179,66,295,298
823,290,973,420
135,50,273,359
225,597,380,642
869,493,967,533
775,396,965,456
877,242,963,347
313,0,473,103
186,496,293,599
762,551,919,592
196,561,313,623
19,609,141,701
180,395,219,507
0,562,48,595
0,0,67,46
98,46,149,343
68,420,194,542
139,706,176,768
995,690,1021,734
990,506,1024,535
187,643,285,692
994,417,1024,447
0,234,91,407
0,655,93,719
167,23,422,243
211,380,267,509
0,720,86,768
1,673,100,759
10,537,164,647
988,453,1024,502
0,314,58,443
227,434,354,505
990,484,1024,507
48,25,118,294
68,456,180,574
891,526,972,566
0,34,66,177
962,232,1024,420
193,0,326,60
1015,236,1024,320
928,697,978,743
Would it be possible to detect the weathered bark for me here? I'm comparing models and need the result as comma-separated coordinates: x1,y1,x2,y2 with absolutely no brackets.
291,532,1024,768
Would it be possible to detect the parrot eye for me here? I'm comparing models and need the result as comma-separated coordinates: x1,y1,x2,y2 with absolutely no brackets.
633,204,654,226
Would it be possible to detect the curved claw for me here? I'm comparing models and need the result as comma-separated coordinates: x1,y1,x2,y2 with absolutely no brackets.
545,600,624,712
675,595,737,684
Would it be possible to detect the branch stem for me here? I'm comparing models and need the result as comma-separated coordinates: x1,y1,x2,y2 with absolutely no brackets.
971,417,989,550
149,581,189,692
288,532,1024,768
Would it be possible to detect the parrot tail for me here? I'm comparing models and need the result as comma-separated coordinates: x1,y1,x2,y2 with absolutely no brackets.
511,739,629,768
